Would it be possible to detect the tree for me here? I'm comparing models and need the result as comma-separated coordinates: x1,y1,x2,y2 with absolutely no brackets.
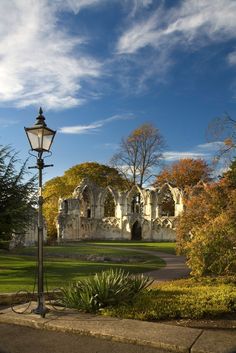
63,162,128,190
43,162,127,238
0,145,36,246
154,159,211,190
222,158,236,188
207,114,236,162
43,177,68,239
176,162,236,277
110,123,165,187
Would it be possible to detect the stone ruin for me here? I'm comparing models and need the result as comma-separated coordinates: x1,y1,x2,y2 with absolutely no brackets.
57,179,184,242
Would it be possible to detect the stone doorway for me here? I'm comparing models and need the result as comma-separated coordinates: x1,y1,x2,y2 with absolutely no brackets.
131,221,142,240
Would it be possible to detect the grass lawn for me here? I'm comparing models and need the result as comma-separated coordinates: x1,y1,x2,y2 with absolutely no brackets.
0,243,165,293
83,241,176,255
12,243,168,258
103,276,236,321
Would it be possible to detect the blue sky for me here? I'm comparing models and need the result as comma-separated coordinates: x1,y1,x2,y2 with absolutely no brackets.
0,0,236,182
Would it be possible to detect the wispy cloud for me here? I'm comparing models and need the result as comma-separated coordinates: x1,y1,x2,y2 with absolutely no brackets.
0,0,104,110
0,118,19,128
163,151,206,161
115,0,236,90
228,51,236,65
196,141,225,151
123,0,153,17
163,141,225,162
59,113,135,134
117,1,236,55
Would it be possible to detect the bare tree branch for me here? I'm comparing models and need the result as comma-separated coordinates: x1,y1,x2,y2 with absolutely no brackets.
110,123,165,187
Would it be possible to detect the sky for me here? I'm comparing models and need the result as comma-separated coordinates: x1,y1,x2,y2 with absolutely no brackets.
0,0,236,183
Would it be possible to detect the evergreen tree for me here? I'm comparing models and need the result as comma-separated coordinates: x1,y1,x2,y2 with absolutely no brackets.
0,145,36,245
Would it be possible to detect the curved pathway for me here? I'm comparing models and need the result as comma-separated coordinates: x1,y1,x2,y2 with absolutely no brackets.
144,251,190,282
89,244,191,282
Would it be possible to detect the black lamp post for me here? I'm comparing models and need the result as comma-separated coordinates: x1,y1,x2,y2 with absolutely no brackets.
25,108,56,318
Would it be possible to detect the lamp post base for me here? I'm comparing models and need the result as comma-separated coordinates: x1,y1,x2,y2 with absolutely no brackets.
32,304,50,318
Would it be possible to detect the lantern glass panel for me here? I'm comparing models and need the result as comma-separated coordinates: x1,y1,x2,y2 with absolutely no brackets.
42,128,55,151
25,126,55,152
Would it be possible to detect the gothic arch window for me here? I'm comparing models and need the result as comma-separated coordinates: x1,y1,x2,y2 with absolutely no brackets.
103,190,116,217
131,193,142,214
63,200,68,213
80,186,92,218
127,186,144,214
159,188,175,217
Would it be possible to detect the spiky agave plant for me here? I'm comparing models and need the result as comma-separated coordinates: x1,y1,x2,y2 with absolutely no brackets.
61,268,152,313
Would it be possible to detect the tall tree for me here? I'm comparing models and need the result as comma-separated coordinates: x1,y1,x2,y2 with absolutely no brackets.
0,145,36,245
207,114,236,162
110,123,165,187
154,159,211,190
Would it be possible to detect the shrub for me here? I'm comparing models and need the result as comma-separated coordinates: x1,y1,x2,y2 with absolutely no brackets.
103,277,236,321
186,217,236,277
176,177,236,277
61,268,152,313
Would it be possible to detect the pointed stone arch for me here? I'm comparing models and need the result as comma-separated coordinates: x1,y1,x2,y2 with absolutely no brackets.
100,187,117,218
131,220,142,240
79,185,94,218
127,185,144,214
158,184,175,217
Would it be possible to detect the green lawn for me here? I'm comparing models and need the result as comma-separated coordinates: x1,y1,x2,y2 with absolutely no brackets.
13,243,167,258
88,241,176,254
0,243,165,293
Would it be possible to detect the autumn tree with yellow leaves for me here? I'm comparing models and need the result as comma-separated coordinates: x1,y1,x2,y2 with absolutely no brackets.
176,159,236,276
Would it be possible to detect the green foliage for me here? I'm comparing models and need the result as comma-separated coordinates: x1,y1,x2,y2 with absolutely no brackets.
103,276,236,320
63,162,128,190
0,145,36,244
61,268,152,313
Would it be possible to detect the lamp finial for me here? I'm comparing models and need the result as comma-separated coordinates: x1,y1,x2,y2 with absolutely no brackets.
35,108,46,126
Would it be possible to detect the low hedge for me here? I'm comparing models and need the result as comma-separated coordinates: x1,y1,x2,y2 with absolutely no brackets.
102,276,236,320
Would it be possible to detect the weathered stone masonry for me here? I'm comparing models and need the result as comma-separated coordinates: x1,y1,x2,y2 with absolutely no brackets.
57,179,184,242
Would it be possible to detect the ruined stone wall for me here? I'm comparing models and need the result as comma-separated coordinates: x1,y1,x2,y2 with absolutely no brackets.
57,180,183,242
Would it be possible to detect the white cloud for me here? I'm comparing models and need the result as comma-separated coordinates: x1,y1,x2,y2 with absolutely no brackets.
101,143,119,149
114,0,236,95
123,0,153,17
54,0,106,14
0,0,103,110
0,118,19,128
59,113,135,134
196,141,225,151
117,0,236,56
228,51,236,65
163,151,207,161
163,141,224,162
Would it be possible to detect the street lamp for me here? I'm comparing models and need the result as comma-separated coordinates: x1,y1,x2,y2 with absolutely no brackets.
25,108,56,318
